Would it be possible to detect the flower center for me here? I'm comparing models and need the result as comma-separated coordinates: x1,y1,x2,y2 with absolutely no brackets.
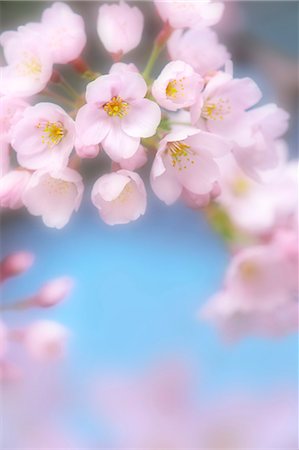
166,78,185,99
231,177,250,196
239,260,260,281
43,176,71,194
103,96,129,118
18,54,42,77
167,141,195,171
202,97,231,121
37,121,65,147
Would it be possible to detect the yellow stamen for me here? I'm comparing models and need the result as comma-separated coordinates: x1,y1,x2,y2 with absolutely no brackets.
36,121,65,147
18,54,42,77
239,260,259,281
166,78,185,99
103,96,129,118
167,141,195,171
231,177,250,196
202,97,231,121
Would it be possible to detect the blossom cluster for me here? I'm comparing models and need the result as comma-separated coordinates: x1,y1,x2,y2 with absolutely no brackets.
1,1,297,341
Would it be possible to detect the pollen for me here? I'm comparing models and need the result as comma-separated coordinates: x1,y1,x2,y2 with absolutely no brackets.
167,141,195,171
202,97,231,121
36,121,65,147
239,260,259,281
232,177,250,196
166,78,185,99
103,96,129,118
18,54,42,77
43,176,71,195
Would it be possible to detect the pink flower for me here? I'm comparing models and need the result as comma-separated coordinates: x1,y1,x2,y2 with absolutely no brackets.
155,0,224,28
76,72,161,162
0,96,29,144
35,277,74,307
91,170,146,225
152,60,203,111
22,167,84,229
200,242,298,339
109,62,139,75
150,127,231,205
0,141,10,176
11,103,75,170
0,320,7,359
24,320,69,361
191,72,262,145
40,2,86,64
232,103,289,181
167,27,230,77
0,25,53,97
0,169,31,209
0,251,34,283
97,1,144,56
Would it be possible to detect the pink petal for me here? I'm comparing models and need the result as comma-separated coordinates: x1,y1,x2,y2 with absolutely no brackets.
121,99,161,138
102,121,140,161
76,104,111,146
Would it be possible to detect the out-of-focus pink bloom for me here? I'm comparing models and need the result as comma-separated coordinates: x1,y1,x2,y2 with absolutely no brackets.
217,156,297,236
75,137,101,159
152,60,203,111
0,26,53,97
11,103,75,170
181,181,221,209
91,170,146,225
0,169,31,209
191,72,262,145
0,321,8,359
0,96,29,144
35,277,74,308
155,0,224,28
200,242,298,339
97,2,144,56
0,251,34,282
24,320,69,361
118,145,148,171
0,141,10,176
150,127,231,205
40,2,86,64
232,103,290,181
76,72,161,162
22,167,83,229
109,62,139,75
168,27,230,77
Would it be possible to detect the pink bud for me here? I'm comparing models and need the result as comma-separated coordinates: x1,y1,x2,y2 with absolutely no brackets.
35,276,74,307
0,251,34,282
24,320,69,362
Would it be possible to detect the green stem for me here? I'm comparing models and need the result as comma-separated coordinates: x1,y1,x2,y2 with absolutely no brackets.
142,43,163,83
42,89,76,108
59,75,80,100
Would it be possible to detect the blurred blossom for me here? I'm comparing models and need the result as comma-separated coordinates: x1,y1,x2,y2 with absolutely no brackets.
24,320,69,361
0,169,31,209
97,1,144,57
35,276,74,308
0,251,34,282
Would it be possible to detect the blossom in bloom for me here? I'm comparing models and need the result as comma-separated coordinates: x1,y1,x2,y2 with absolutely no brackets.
232,103,290,181
0,251,34,283
24,320,69,361
97,1,144,57
22,167,83,229
181,181,221,209
0,169,31,209
217,156,297,236
11,103,75,170
91,170,146,225
39,2,86,64
200,242,298,339
152,60,203,111
167,27,230,78
150,127,231,205
35,277,74,307
191,72,262,145
0,25,53,97
155,0,224,29
76,72,161,162
109,62,139,75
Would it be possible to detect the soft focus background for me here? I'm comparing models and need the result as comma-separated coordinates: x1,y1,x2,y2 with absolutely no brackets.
1,1,298,448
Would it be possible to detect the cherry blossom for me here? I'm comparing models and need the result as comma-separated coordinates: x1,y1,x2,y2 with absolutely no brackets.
76,72,161,162
150,127,231,205
168,26,230,77
22,167,83,229
155,0,224,29
24,320,69,361
0,169,31,209
191,72,262,145
97,1,144,57
11,103,75,170
152,60,203,111
91,170,146,225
